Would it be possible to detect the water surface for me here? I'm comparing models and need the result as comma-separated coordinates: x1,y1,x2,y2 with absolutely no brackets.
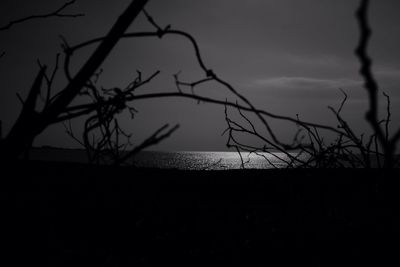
29,148,302,170
132,151,297,170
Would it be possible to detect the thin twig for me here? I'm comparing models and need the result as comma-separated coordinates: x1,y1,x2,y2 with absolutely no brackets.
382,91,391,143
0,0,84,31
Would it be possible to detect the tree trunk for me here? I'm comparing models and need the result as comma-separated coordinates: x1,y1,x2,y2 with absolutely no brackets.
0,0,149,162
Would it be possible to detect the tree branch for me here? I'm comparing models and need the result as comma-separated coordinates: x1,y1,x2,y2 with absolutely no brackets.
42,0,149,123
116,124,180,165
0,0,84,31
55,91,347,137
355,0,385,145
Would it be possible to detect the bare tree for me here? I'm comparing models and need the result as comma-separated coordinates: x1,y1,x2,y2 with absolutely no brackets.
1,0,397,169
0,0,149,162
0,0,343,165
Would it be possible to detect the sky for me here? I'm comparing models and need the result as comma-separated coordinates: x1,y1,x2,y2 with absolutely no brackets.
0,0,400,151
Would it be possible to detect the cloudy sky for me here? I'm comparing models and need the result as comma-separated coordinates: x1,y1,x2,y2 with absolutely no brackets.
0,0,399,151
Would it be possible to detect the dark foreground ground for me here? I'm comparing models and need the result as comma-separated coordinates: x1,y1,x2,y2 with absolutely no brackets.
1,161,400,266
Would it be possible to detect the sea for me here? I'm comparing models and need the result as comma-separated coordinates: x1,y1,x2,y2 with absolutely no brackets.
28,148,302,170
129,151,297,170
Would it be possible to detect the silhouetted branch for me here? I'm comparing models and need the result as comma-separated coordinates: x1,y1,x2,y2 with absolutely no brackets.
337,88,347,114
328,90,371,167
0,66,47,159
21,66,47,116
57,92,348,137
355,0,380,135
355,0,397,168
37,54,60,108
66,9,288,149
1,0,149,161
223,103,299,168
0,0,84,31
68,28,286,147
53,70,159,123
222,0,398,168
173,73,214,95
382,92,391,143
43,0,148,121
116,124,180,165
66,9,378,163
142,12,282,145
16,93,25,106
63,120,86,148
2,0,397,169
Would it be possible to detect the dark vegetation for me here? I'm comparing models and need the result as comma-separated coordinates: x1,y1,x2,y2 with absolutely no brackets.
1,0,400,266
2,161,400,266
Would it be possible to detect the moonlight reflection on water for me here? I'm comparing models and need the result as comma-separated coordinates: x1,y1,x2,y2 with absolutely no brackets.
132,151,302,170
28,148,305,169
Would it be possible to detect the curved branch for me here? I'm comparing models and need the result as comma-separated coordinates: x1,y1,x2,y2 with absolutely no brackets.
115,124,180,165
355,0,385,144
0,0,84,31
55,92,347,137
65,29,303,148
